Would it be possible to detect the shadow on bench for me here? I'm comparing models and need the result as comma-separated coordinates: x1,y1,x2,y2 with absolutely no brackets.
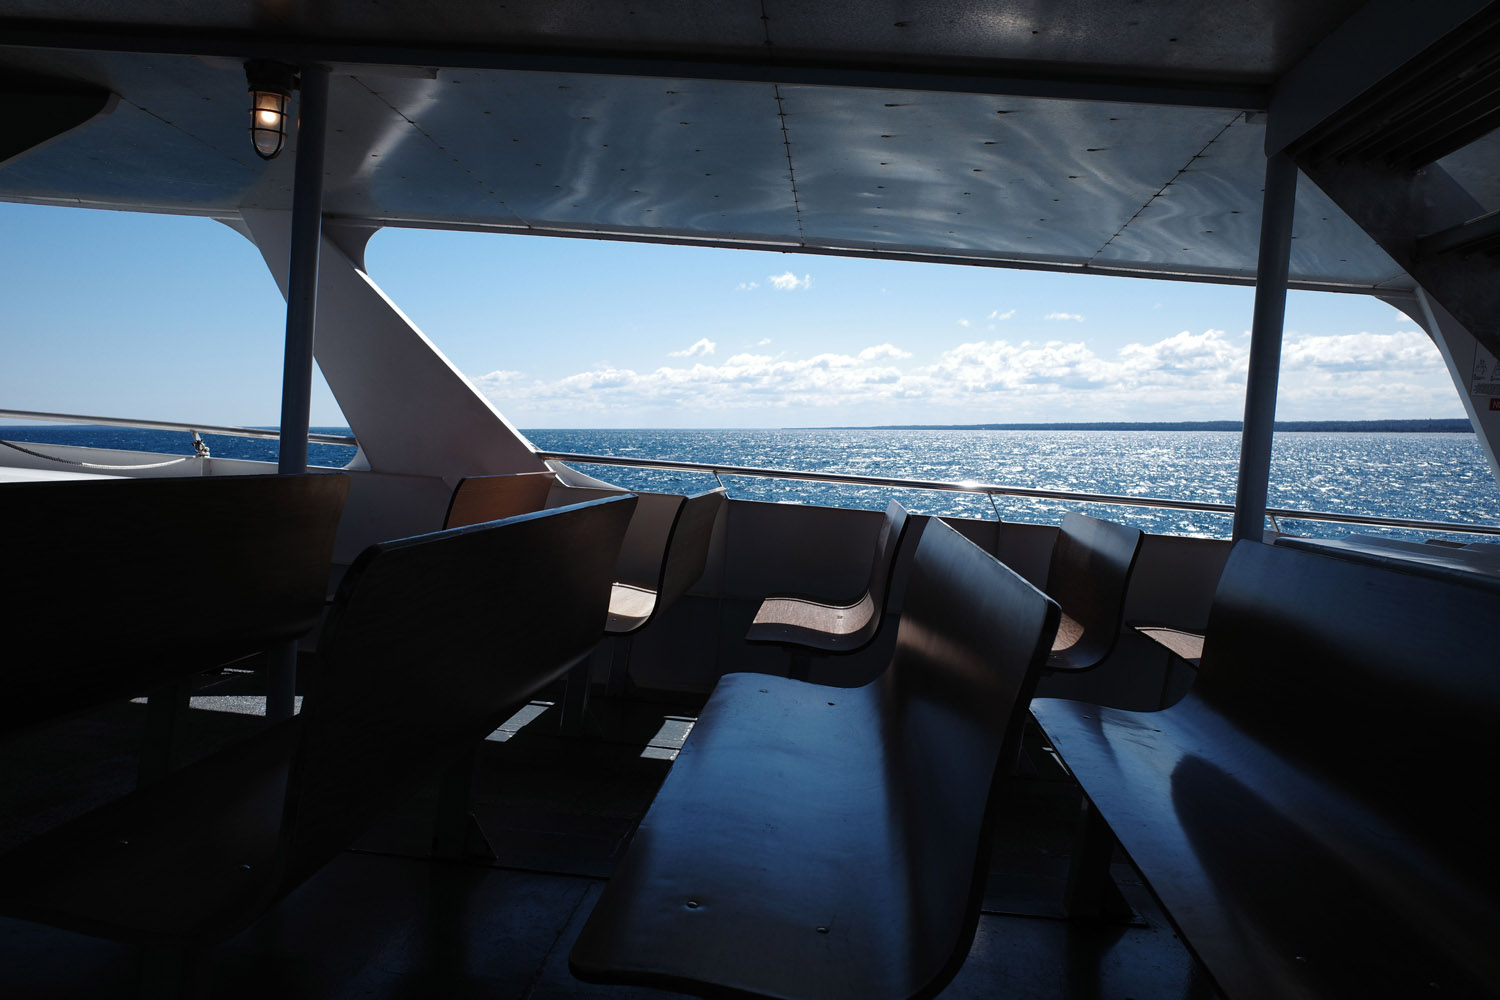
0,494,635,998
1032,540,1500,998
570,515,1060,1000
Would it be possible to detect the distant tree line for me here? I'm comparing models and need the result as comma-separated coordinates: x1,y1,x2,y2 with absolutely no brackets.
805,419,1474,433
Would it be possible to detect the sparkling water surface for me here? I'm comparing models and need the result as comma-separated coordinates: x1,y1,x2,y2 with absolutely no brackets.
529,428,1500,540
6,425,1498,541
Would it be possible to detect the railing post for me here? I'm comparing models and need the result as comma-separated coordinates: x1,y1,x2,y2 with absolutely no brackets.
1232,151,1298,543
268,64,329,722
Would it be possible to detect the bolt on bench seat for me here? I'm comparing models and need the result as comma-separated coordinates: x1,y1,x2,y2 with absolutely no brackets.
570,516,1060,1000
0,495,635,998
1031,540,1500,999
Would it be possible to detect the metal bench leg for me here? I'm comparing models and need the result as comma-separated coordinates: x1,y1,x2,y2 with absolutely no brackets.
139,676,192,786
1063,796,1133,921
605,636,634,698
560,653,594,735
787,649,813,682
266,640,299,722
139,942,197,1000
432,749,496,861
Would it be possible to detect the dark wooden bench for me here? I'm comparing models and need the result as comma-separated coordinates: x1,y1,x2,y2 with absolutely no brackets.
1041,512,1143,672
591,486,727,700
744,499,911,679
570,515,1060,1000
1032,540,1500,999
604,486,726,637
443,470,556,528
0,494,635,997
1274,532,1500,591
1,473,350,744
448,478,728,712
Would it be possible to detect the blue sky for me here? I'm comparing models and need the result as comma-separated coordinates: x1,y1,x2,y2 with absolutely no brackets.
2,201,1461,429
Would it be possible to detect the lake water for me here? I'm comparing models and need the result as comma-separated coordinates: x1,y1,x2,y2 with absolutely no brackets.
6,424,1498,541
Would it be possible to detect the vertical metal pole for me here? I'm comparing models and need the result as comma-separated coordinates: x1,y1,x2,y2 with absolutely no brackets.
268,64,329,722
276,64,329,476
1232,151,1298,543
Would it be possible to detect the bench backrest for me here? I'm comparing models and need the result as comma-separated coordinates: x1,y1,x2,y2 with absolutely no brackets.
648,487,727,619
443,471,556,528
865,499,910,615
877,515,1060,995
1044,512,1143,671
278,494,635,886
606,487,726,635
1198,541,1500,877
0,473,349,736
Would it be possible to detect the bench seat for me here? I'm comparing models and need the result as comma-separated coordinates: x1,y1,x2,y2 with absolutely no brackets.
0,496,636,994
573,672,914,998
744,499,910,657
1,472,350,738
572,516,1059,1000
1032,540,1500,999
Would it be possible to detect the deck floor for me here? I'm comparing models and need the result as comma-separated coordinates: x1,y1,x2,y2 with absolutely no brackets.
0,664,1219,999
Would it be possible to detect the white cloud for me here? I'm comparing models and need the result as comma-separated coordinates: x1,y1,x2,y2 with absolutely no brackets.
1119,329,1243,373
1272,329,1454,415
1045,312,1085,322
988,308,1016,320
738,281,760,291
473,369,526,387
957,318,972,328
757,338,772,346
668,337,717,358
1281,330,1435,371
471,326,1458,423
769,271,813,291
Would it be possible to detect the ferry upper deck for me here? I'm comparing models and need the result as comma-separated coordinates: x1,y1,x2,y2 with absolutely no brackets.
3,2,1500,998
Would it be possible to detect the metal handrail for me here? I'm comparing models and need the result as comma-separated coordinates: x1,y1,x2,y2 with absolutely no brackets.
536,450,1500,537
0,408,358,447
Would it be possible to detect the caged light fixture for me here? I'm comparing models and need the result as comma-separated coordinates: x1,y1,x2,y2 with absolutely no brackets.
244,60,299,159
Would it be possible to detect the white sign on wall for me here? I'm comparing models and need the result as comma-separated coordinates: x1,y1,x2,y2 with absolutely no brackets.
1471,343,1500,397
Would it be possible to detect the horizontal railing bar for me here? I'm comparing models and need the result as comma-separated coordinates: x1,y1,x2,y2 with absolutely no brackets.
0,408,358,446
537,450,1500,537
